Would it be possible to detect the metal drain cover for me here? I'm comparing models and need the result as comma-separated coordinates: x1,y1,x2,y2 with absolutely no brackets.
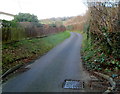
63,79,84,89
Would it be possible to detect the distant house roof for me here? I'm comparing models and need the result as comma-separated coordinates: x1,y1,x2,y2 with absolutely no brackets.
0,12,15,21
0,12,15,17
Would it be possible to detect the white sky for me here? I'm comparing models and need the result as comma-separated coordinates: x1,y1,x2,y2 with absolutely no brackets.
0,0,88,19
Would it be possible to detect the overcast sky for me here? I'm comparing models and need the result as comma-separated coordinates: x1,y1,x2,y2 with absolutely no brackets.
0,0,88,19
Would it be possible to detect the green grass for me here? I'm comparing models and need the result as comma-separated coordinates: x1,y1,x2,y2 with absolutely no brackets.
2,31,70,73
71,31,83,34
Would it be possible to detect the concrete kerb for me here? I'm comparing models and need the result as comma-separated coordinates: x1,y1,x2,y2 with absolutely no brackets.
94,72,116,94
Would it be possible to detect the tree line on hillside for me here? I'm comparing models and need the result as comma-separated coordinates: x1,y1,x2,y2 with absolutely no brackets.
46,17,73,21
2,13,66,43
64,16,87,31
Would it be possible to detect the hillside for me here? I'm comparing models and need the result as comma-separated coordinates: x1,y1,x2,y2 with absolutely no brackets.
40,17,72,26
64,16,86,26
64,15,87,31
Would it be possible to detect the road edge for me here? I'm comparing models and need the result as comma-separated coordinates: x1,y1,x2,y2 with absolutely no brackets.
93,72,116,94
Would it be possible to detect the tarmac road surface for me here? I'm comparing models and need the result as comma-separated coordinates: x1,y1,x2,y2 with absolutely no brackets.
3,32,90,92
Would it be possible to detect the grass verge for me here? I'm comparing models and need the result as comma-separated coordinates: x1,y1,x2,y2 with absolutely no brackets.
2,31,70,74
70,30,84,34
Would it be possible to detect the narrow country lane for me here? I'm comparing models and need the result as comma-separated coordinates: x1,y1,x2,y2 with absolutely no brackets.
3,32,91,92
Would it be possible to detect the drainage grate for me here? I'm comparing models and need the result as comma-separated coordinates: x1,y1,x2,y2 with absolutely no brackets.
63,79,84,89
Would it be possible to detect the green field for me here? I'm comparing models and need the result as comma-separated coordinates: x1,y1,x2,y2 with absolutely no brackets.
2,31,70,73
